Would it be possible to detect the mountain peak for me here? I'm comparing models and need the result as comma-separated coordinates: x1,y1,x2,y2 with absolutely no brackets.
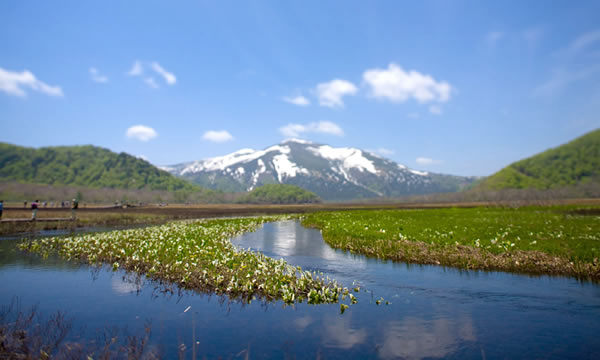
165,141,475,200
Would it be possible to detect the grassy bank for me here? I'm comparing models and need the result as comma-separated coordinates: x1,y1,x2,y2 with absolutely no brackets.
302,206,600,280
19,216,345,304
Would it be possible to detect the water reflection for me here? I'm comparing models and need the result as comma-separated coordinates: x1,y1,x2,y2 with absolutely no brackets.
378,315,476,360
111,275,143,295
1,221,599,358
322,314,367,350
234,220,600,359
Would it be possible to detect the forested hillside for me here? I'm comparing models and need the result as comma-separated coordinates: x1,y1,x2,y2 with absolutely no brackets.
239,184,321,204
0,143,204,192
478,129,600,190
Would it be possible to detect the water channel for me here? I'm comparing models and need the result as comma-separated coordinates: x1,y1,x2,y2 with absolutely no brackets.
1,220,599,358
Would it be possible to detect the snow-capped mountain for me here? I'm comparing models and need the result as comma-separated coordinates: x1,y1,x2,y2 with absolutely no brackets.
162,139,476,201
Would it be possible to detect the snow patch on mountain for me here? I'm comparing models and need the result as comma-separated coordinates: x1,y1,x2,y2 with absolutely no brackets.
271,153,309,182
179,145,291,175
307,145,377,174
250,159,267,190
409,169,428,176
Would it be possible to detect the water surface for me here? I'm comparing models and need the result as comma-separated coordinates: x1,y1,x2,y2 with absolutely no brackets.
1,220,599,358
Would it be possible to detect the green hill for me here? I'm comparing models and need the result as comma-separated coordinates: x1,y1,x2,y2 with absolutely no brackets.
0,142,205,193
239,184,321,204
479,129,600,190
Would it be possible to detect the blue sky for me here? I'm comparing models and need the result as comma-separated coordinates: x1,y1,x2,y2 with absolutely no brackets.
1,1,599,176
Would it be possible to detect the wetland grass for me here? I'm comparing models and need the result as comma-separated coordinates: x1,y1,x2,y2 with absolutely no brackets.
19,216,345,304
302,205,600,280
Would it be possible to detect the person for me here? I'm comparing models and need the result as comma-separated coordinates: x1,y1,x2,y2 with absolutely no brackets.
31,199,39,220
0,200,3,219
71,198,79,220
23,200,27,208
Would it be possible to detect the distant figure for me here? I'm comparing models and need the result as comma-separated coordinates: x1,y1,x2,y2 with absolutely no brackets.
43,201,47,208
61,201,64,208
31,199,39,220
0,200,3,219
24,200,27,208
71,198,79,219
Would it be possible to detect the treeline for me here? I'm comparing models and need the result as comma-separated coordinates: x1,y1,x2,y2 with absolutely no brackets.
238,184,321,204
480,128,600,190
0,143,203,192
359,179,600,206
0,182,324,205
0,181,236,204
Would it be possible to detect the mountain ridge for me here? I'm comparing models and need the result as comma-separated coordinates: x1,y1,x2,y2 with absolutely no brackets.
0,142,208,193
163,139,477,201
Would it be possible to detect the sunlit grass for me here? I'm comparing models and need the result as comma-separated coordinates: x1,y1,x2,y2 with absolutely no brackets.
302,206,600,280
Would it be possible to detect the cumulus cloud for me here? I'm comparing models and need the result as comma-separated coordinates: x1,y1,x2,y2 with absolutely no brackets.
363,63,451,104
89,67,108,83
429,105,442,115
127,60,143,76
0,67,63,97
375,148,395,156
150,62,176,85
202,130,234,143
126,125,158,141
283,95,310,106
315,79,358,108
279,121,344,138
416,157,442,166
127,60,176,87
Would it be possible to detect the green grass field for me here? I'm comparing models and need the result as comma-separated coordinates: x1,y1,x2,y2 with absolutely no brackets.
302,206,600,280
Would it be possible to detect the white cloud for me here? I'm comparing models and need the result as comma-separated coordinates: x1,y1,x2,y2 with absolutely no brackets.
126,125,158,141
283,95,310,106
416,157,442,166
127,60,143,76
429,105,442,115
150,62,176,85
486,31,504,46
144,77,159,89
416,157,433,165
315,79,358,108
0,67,63,97
376,148,394,156
202,130,234,143
279,121,344,138
127,60,176,87
407,112,420,119
89,67,108,83
136,155,149,161
363,63,451,104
